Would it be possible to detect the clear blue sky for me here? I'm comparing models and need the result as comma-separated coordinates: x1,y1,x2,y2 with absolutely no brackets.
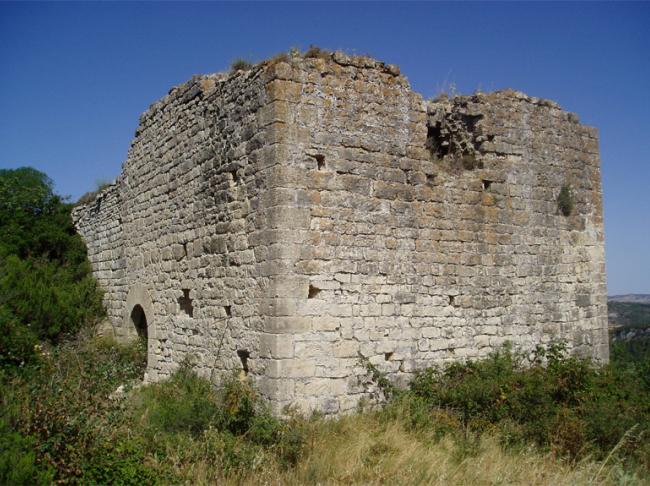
1,2,648,295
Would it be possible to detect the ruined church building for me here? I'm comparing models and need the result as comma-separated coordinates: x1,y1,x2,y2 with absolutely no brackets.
73,51,608,414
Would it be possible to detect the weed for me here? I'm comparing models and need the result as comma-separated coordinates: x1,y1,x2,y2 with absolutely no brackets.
359,355,397,399
230,58,253,72
303,45,331,60
558,184,574,216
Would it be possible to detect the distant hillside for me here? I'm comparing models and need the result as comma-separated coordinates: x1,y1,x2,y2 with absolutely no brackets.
608,294,650,304
608,300,650,328
607,300,650,346
607,295,650,340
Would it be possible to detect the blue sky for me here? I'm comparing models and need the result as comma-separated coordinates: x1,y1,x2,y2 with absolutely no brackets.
1,2,648,295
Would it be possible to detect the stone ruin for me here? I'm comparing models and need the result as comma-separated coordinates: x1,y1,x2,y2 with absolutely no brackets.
72,51,608,414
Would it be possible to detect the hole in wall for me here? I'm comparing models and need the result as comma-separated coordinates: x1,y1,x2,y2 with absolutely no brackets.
230,170,239,184
224,305,232,317
482,179,493,191
448,295,455,306
426,124,449,159
314,154,326,170
308,284,321,299
426,174,436,185
130,304,148,340
129,304,148,374
237,349,250,375
384,352,393,361
178,289,194,317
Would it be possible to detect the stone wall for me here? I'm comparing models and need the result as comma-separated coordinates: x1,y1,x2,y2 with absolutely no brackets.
74,52,607,414
73,182,125,334
74,66,288,383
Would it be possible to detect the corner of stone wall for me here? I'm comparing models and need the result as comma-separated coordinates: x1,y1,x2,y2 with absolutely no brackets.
72,181,126,337
253,61,332,414
426,89,608,363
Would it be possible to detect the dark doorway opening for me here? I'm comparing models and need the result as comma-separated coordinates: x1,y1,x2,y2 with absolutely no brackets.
130,304,148,340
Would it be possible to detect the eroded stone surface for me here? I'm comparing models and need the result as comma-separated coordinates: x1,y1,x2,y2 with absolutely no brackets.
73,53,608,415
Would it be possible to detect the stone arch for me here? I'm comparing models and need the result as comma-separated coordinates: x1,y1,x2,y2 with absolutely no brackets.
123,284,156,376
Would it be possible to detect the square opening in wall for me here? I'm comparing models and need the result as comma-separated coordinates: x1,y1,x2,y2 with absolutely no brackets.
313,154,325,170
308,284,321,299
237,349,250,375
178,289,193,317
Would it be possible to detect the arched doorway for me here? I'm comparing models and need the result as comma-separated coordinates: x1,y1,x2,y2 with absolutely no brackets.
123,284,156,381
130,304,148,340
129,303,149,375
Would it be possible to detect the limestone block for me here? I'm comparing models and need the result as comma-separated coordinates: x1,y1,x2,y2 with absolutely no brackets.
260,334,294,359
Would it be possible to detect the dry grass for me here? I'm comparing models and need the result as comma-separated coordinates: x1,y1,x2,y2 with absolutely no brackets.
182,412,643,486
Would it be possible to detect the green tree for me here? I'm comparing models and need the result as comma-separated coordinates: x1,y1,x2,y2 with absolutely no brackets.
0,167,104,367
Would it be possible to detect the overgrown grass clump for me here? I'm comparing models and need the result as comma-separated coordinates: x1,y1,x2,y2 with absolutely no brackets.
230,58,254,72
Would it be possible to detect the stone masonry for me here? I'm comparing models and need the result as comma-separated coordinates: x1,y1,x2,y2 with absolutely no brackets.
72,51,608,414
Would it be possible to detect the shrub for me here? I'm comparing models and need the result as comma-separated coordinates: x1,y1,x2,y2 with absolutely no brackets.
0,167,105,367
76,180,111,206
0,420,54,485
81,438,158,485
230,58,253,72
303,45,331,60
0,255,104,343
130,365,305,470
400,342,650,468
134,364,221,437
0,307,38,367
1,336,147,482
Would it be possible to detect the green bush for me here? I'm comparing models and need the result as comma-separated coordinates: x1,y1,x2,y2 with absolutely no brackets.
0,167,104,367
400,342,650,468
0,307,38,367
131,365,305,470
81,438,158,486
135,364,221,437
0,420,54,485
1,337,147,482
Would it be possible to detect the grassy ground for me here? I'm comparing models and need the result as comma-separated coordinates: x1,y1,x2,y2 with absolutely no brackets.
231,413,640,486
2,335,649,485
